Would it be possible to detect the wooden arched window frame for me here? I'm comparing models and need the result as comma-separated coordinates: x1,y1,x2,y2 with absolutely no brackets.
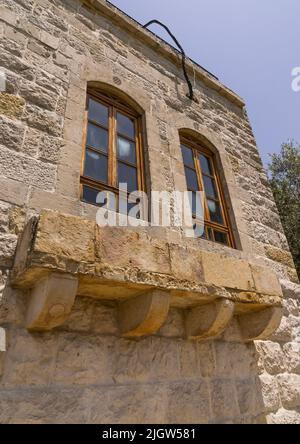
80,89,145,209
180,134,235,248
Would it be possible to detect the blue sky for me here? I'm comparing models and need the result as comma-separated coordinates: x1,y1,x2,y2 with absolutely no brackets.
111,0,300,166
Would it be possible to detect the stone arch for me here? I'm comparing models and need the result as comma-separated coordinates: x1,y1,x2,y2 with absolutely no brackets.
87,81,146,116
179,127,222,158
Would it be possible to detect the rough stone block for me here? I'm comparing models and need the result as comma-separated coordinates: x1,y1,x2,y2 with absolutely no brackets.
0,93,25,119
95,226,171,275
169,244,203,282
20,80,58,111
1,329,57,386
0,176,28,207
255,341,286,375
0,146,57,189
267,408,300,425
36,210,95,263
283,342,300,374
251,265,283,297
23,104,63,137
113,337,180,384
201,251,254,291
236,379,263,416
214,341,256,378
53,334,115,386
277,374,300,410
258,375,281,413
0,116,25,151
166,381,211,423
210,379,240,420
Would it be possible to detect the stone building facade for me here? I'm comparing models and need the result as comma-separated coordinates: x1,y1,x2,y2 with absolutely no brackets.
0,0,299,424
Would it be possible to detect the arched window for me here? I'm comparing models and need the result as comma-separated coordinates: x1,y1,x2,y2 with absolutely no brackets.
81,88,145,208
180,133,234,247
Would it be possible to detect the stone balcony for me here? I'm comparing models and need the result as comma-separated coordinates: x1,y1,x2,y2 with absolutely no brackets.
10,210,283,341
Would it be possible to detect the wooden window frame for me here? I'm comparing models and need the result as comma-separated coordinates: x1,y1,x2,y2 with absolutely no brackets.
180,135,235,248
80,90,146,207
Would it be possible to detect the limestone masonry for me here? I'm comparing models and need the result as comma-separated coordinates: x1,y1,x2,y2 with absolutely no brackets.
0,0,299,424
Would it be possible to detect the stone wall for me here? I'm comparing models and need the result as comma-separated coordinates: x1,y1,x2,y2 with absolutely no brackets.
0,0,299,424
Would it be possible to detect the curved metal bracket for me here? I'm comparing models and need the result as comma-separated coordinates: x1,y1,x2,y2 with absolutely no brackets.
143,19,195,101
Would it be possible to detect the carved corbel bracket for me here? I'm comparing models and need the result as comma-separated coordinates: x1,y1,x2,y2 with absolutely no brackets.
185,299,235,341
26,273,79,332
0,327,6,376
237,306,283,342
118,289,171,338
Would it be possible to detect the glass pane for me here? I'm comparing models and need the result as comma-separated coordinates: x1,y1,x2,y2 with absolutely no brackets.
117,112,135,139
84,149,108,183
119,201,141,219
118,162,138,193
87,123,108,153
207,199,224,225
184,167,198,191
188,191,204,219
203,175,218,199
193,222,206,239
88,99,108,127
82,186,100,205
199,154,213,175
214,230,229,246
181,145,194,168
117,137,136,164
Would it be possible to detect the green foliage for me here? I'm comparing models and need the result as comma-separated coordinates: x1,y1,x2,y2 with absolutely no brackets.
268,141,300,277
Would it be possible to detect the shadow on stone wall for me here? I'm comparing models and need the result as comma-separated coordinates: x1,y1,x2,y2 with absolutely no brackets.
0,292,275,424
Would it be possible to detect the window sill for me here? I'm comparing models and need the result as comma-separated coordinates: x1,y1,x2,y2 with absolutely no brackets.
11,209,283,341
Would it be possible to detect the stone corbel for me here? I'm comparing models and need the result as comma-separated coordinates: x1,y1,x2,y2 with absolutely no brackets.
237,306,283,342
26,273,79,331
118,290,171,338
185,299,235,341
0,327,6,376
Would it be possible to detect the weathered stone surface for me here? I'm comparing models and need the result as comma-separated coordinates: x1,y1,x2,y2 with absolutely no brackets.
267,408,300,425
35,210,95,264
255,341,286,375
214,342,256,378
20,80,58,111
95,226,171,275
118,290,170,338
185,299,234,340
23,104,63,137
166,381,211,423
251,265,283,297
265,245,295,268
258,374,281,413
0,93,25,119
210,379,240,420
236,378,263,416
0,327,6,376
201,251,254,291
26,273,79,331
0,146,57,189
0,116,25,151
277,374,300,409
283,342,300,374
12,210,283,308
238,307,283,342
